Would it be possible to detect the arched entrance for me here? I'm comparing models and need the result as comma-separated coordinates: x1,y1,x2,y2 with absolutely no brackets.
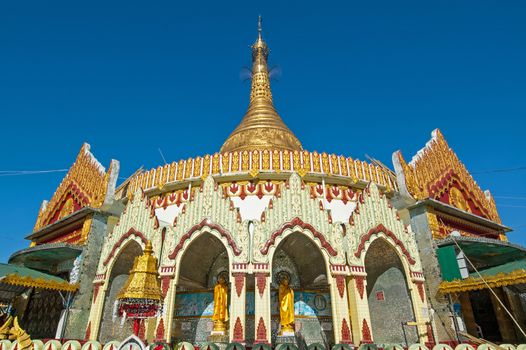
99,240,143,343
172,233,230,344
364,238,416,344
270,232,333,347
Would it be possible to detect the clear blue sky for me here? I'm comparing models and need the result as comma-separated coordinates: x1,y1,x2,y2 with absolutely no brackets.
1,1,525,262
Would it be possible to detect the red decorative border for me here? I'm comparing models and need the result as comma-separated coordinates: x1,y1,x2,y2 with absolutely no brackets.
416,281,425,302
168,219,241,260
256,317,267,343
341,318,352,344
354,224,416,265
260,217,337,256
103,228,148,266
85,322,91,340
233,317,244,342
256,273,267,297
156,318,165,341
92,281,103,303
361,319,372,343
336,275,345,298
355,276,365,299
234,273,245,298
161,276,171,297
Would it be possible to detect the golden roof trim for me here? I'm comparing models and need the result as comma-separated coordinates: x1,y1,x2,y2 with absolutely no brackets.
2,274,79,292
395,129,500,223
439,269,526,294
220,17,302,153
124,149,396,198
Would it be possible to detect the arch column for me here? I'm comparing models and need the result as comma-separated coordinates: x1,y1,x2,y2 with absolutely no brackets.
408,271,431,342
230,264,248,343
253,263,271,344
330,265,353,344
86,274,107,340
346,265,373,344
158,266,177,343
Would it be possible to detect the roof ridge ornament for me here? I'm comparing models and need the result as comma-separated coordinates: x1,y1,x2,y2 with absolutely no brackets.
220,17,303,153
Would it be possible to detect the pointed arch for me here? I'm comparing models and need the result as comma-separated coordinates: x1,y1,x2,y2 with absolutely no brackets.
355,224,416,265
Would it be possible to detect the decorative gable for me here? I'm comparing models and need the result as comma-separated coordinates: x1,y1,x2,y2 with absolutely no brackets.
34,143,119,231
347,182,422,271
393,129,500,223
161,176,249,266
97,189,162,275
252,172,346,265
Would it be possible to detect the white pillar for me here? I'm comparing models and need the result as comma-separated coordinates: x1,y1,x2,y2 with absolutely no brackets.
253,263,271,344
229,263,248,343
346,265,373,345
329,264,353,344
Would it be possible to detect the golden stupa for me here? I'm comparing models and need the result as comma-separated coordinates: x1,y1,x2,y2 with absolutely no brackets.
220,16,303,153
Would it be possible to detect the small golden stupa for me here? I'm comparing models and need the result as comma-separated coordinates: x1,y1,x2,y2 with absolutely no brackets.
117,241,162,318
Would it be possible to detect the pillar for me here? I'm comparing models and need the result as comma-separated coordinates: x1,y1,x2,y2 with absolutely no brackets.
157,266,177,343
329,265,353,344
504,287,526,343
230,263,248,343
408,272,432,343
458,292,478,337
347,265,373,345
253,263,271,344
86,276,107,340
490,287,517,343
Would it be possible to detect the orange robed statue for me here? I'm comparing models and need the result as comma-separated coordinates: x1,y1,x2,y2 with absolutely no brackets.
212,274,229,333
278,274,295,334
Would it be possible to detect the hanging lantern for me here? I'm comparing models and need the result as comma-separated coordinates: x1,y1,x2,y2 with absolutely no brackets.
117,240,162,336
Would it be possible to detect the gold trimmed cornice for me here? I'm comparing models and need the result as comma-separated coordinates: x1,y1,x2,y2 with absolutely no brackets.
125,150,396,199
2,274,79,292
439,269,526,294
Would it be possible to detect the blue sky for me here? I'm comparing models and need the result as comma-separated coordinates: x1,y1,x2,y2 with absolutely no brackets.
1,1,525,262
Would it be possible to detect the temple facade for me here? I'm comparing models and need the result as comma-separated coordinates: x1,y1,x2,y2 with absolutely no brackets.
2,20,525,348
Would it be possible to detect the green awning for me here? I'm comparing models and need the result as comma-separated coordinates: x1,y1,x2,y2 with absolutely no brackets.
437,236,526,271
0,263,78,293
472,260,526,278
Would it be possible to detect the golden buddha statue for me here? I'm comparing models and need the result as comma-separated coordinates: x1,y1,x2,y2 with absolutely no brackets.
278,274,295,334
211,274,229,333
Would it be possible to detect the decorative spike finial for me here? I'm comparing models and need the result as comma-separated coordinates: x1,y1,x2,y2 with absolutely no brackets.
258,15,262,39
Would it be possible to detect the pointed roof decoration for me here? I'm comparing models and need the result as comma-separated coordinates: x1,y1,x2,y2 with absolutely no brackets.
393,129,500,223
33,143,120,231
220,16,303,153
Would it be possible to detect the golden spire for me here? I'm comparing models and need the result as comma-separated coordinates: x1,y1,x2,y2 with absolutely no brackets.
220,16,303,153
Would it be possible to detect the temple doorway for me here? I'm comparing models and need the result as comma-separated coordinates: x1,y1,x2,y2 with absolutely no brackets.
364,238,416,345
172,233,229,344
99,240,143,343
271,232,333,347
469,290,502,342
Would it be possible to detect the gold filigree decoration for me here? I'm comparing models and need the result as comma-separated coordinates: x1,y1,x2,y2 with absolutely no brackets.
449,187,471,212
33,144,114,231
396,129,500,222
59,198,75,219
439,269,526,294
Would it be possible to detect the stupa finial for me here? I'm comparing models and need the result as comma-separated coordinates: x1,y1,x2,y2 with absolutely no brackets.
219,17,303,153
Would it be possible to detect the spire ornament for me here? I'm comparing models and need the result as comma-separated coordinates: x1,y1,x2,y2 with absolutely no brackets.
220,17,303,153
